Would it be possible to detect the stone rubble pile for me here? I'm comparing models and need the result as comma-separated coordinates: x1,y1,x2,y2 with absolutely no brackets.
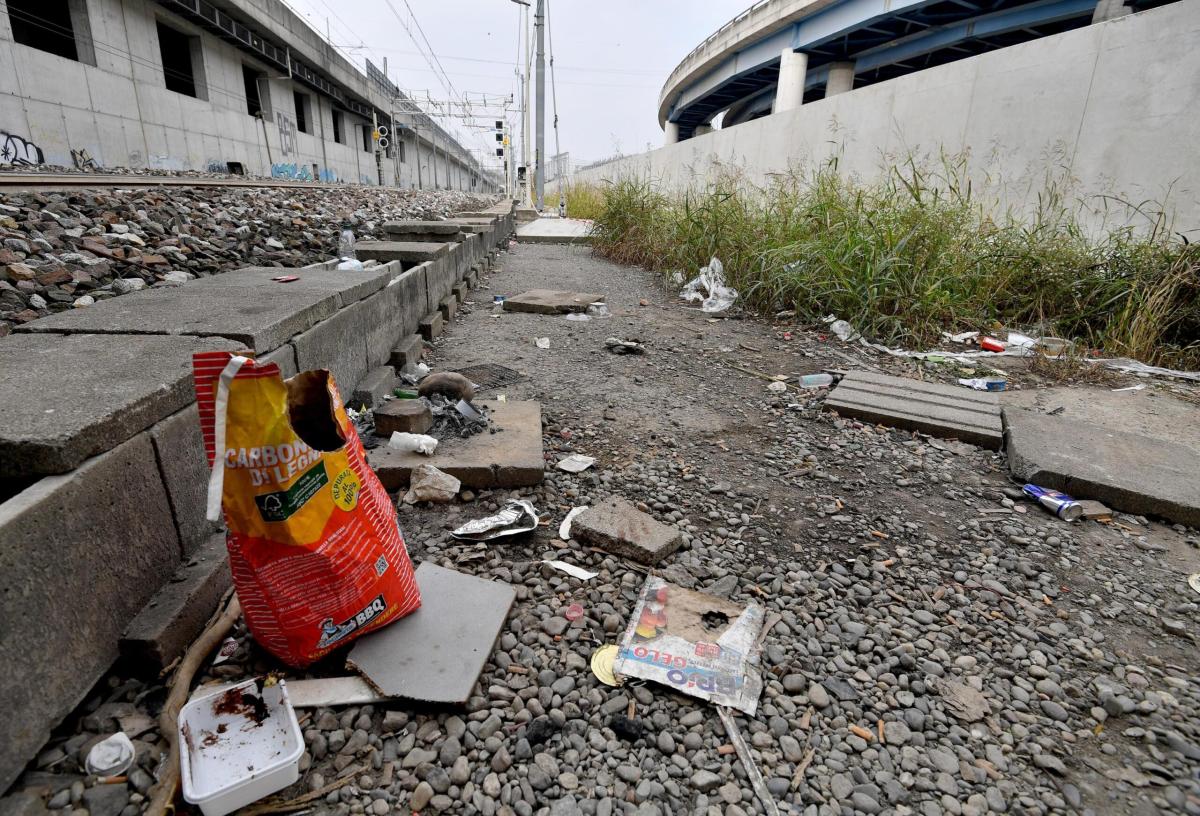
0,185,493,335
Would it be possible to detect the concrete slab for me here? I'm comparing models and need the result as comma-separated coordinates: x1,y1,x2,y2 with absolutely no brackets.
438,294,458,322
347,562,515,704
373,400,433,436
503,289,605,315
368,400,545,490
15,267,394,352
388,334,424,372
0,333,241,478
516,217,595,244
291,299,371,403
0,433,181,792
825,371,1003,450
149,403,220,553
350,366,397,409
572,497,683,565
356,241,450,264
119,533,231,672
419,311,443,341
383,221,463,237
1002,385,1200,454
1004,408,1200,526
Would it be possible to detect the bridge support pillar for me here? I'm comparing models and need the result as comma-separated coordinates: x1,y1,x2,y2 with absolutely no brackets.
664,122,680,145
1092,0,1129,22
826,61,856,96
775,48,808,114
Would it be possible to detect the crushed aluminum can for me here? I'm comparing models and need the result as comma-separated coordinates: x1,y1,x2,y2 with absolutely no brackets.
1022,484,1082,522
451,499,540,541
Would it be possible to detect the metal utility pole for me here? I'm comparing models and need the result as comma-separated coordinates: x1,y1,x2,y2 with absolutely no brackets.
534,0,546,211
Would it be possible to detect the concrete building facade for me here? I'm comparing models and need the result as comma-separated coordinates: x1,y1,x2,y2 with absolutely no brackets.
0,0,498,190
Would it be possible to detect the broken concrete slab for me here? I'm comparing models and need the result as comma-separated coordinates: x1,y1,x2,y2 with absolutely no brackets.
119,533,230,672
287,677,389,708
388,334,424,372
419,311,444,341
825,371,1003,450
347,562,515,704
503,289,605,315
0,333,241,478
1077,499,1113,520
1004,407,1200,526
373,400,433,436
350,366,397,409
15,266,394,352
355,241,450,265
572,497,683,565
369,400,544,490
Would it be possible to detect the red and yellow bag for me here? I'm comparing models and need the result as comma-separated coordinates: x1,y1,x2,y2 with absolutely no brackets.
193,350,420,667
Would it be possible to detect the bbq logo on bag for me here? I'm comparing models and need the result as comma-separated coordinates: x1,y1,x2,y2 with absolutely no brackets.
193,351,421,667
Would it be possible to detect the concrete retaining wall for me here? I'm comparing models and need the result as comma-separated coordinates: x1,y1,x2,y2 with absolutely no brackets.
575,3,1200,233
0,202,514,792
0,0,493,189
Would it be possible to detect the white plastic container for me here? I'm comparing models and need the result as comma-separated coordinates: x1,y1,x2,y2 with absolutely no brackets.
179,679,303,816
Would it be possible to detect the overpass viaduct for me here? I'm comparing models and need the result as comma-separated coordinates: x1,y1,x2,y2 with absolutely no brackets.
660,0,1177,142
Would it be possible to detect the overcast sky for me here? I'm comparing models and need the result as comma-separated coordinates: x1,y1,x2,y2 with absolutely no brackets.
282,0,749,171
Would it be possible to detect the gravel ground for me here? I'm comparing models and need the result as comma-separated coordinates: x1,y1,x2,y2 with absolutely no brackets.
0,186,494,334
7,242,1199,816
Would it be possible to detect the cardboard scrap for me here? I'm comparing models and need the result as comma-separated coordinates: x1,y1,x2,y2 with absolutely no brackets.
613,575,765,715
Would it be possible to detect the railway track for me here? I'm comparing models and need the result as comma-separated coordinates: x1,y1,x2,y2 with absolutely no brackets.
0,173,358,191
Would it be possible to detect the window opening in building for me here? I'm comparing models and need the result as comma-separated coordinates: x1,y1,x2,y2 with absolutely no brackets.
8,0,92,62
294,91,310,134
243,65,265,117
158,21,199,98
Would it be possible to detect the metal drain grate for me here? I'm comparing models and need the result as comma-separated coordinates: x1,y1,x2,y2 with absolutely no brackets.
451,363,525,390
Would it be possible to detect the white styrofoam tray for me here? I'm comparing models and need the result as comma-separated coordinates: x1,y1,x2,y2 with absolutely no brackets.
179,678,303,816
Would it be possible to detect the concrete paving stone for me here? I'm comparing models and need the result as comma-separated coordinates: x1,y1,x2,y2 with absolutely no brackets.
15,267,394,351
260,342,298,379
149,403,220,553
291,299,371,403
503,289,606,315
515,218,595,244
388,334,425,372
383,221,464,237
1004,407,1200,526
0,333,241,478
426,257,457,309
0,433,181,792
368,400,544,490
347,562,515,704
350,366,398,410
452,282,468,303
355,241,450,265
373,400,433,436
119,532,230,672
438,294,458,322
419,312,444,341
825,370,1003,449
571,497,683,565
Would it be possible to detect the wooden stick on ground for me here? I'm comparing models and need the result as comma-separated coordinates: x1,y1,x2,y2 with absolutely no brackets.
146,592,242,816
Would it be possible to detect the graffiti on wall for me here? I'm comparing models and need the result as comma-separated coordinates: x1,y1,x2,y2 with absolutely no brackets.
276,112,297,157
271,163,338,182
0,131,44,166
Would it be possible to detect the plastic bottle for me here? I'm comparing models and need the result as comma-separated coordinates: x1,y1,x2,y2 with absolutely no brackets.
797,373,835,389
335,224,364,271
